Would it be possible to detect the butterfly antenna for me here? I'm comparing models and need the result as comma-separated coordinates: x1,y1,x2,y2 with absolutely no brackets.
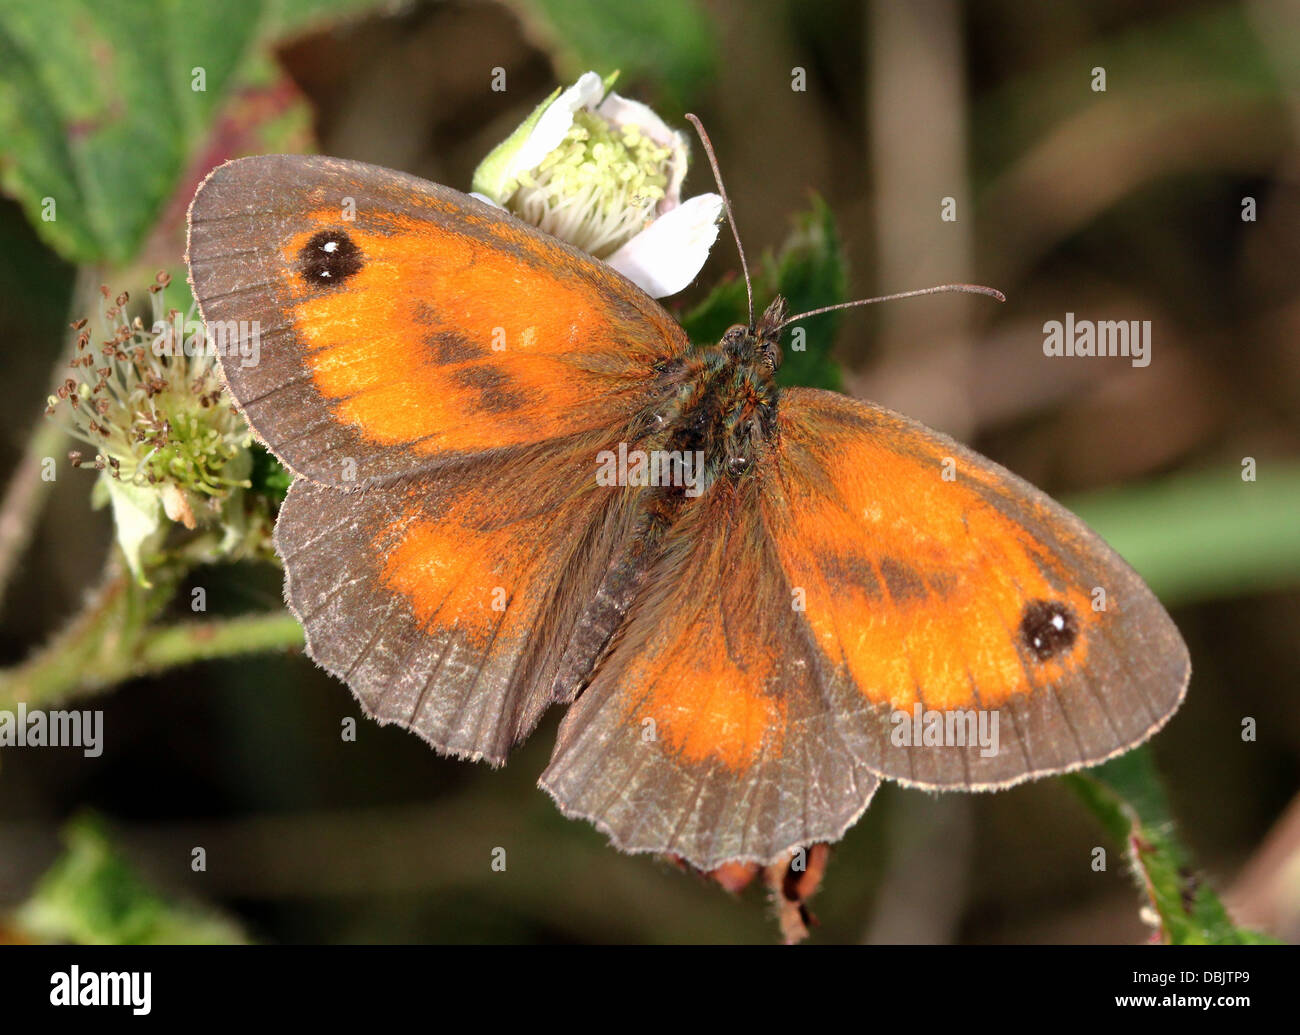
686,114,754,330
778,282,1005,331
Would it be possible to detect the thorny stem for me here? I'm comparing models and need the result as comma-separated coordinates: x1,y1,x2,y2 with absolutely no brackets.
0,551,303,710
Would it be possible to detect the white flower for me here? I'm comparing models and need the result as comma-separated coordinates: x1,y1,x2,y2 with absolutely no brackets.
472,72,722,298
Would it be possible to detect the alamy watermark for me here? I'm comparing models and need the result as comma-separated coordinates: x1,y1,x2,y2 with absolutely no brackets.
890,702,1000,758
595,442,706,497
1043,313,1151,368
50,966,150,1015
0,703,102,757
151,308,260,369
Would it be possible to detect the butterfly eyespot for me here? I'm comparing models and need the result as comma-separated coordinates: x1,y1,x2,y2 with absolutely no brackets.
298,228,363,287
1019,599,1079,661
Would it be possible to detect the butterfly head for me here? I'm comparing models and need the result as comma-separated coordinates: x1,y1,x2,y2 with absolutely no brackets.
721,295,787,377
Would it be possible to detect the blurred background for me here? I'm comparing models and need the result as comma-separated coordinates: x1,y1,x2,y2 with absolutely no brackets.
1,0,1298,944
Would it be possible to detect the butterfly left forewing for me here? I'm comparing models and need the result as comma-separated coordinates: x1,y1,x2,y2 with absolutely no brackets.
762,387,1189,789
187,154,688,487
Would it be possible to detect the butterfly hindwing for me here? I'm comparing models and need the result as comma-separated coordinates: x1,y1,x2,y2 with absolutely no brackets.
276,433,646,764
187,154,688,486
540,477,882,869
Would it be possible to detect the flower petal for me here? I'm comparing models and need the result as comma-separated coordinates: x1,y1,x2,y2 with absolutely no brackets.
102,476,166,587
513,70,604,177
471,71,605,202
605,192,723,298
596,92,677,148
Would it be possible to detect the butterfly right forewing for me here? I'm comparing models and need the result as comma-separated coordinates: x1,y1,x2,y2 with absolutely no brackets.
760,387,1189,789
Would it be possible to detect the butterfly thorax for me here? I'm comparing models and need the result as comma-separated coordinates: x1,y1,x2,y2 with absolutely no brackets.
645,296,788,498
553,302,787,700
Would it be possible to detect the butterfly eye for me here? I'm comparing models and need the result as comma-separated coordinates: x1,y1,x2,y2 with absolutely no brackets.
1019,599,1079,661
298,228,363,287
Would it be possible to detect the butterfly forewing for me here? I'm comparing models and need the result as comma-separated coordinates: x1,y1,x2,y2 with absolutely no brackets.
762,388,1190,789
187,155,688,487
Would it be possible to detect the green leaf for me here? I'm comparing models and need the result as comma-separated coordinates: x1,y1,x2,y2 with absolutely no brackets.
1065,750,1277,945
679,272,750,346
11,813,248,945
508,0,716,107
0,0,384,266
680,194,848,391
1065,464,1300,607
249,444,291,504
769,195,847,391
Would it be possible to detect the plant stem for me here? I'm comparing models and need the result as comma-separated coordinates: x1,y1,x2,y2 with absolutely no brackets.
131,611,304,676
0,555,303,709
1064,750,1277,944
0,417,66,610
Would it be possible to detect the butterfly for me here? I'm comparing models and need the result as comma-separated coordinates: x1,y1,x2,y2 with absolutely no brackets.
186,151,1189,871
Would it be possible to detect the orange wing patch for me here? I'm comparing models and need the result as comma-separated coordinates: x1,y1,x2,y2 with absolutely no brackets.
635,650,784,772
187,155,687,486
378,505,511,652
766,396,1096,712
376,474,576,654
282,210,665,456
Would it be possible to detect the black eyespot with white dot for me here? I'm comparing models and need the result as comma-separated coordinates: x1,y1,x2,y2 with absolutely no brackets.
298,229,362,287
1019,599,1078,661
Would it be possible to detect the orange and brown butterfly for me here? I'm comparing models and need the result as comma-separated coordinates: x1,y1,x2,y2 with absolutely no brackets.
185,127,1188,875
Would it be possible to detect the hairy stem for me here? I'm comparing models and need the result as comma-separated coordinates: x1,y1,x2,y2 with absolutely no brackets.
0,553,303,709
